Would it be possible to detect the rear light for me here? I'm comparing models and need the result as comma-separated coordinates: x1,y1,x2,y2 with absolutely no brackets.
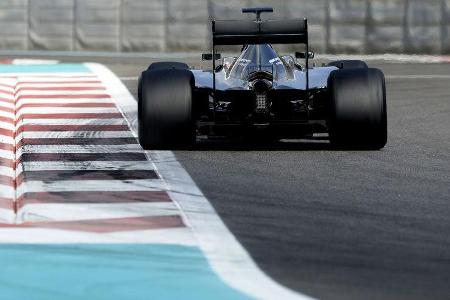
252,79,271,114
255,93,268,113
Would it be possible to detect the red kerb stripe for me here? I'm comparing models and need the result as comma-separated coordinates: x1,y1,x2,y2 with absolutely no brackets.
17,113,123,119
19,152,147,162
0,106,14,113
0,97,14,105
17,191,170,209
16,138,137,147
16,86,105,92
17,94,111,100
0,197,13,210
0,143,14,151
0,158,14,169
17,103,115,109
16,124,129,134
0,83,14,89
16,170,157,186
0,128,13,137
0,175,14,187
0,215,185,233
0,116,14,124
0,88,14,95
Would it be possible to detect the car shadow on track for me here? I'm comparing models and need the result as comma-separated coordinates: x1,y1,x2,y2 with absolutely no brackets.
190,136,334,151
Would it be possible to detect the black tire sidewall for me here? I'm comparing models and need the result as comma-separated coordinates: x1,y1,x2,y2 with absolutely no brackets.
328,68,387,149
138,69,195,149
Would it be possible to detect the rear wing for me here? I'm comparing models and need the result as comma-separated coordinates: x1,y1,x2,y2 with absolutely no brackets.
212,19,308,45
208,8,310,112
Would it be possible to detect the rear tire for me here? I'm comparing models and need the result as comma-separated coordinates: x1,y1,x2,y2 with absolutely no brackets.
327,68,387,150
138,68,195,149
328,60,368,69
139,62,189,101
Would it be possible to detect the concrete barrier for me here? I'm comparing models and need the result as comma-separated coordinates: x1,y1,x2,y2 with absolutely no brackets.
0,0,449,54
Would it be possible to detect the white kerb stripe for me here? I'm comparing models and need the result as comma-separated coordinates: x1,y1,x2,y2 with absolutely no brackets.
0,149,14,160
0,208,15,224
0,102,14,109
16,118,126,126
0,185,14,198
18,144,143,154
17,202,181,223
16,90,108,96
0,110,14,119
2,73,96,78
0,85,14,92
17,107,118,115
0,92,14,98
16,83,103,88
0,227,196,245
0,136,14,144
16,99,113,106
0,121,15,130
0,166,14,177
16,161,154,173
16,131,134,140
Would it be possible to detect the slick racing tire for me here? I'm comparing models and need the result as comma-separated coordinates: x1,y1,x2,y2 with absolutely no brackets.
327,68,387,150
327,60,368,69
138,68,195,149
138,62,189,102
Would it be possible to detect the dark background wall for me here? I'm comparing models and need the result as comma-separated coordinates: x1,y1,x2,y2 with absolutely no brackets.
0,0,449,54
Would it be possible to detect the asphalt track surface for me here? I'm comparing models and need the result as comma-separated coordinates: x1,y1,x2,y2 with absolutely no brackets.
9,56,450,300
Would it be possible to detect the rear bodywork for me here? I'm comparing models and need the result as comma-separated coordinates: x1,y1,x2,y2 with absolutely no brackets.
190,17,338,139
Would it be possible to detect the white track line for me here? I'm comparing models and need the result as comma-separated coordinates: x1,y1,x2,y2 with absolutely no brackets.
12,59,59,65
318,54,450,63
88,63,313,300
386,75,450,79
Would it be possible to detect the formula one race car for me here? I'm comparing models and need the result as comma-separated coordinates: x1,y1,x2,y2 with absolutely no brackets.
138,7,387,149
